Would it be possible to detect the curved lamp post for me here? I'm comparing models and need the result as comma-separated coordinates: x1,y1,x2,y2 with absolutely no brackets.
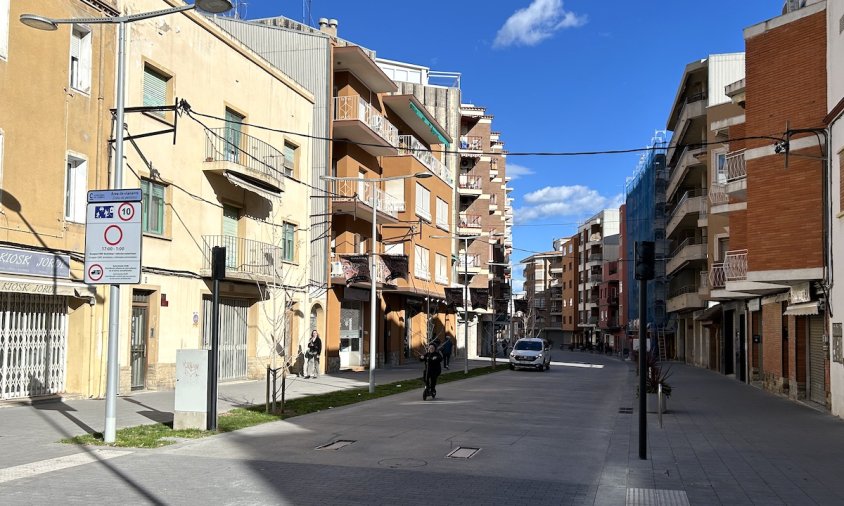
21,0,233,444
323,171,432,393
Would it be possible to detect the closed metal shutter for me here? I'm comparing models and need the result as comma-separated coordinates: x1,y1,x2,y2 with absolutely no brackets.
809,315,826,405
0,293,68,399
143,66,168,109
203,297,249,381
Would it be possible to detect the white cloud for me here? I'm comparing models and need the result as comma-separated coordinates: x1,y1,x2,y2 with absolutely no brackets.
512,277,525,294
493,0,587,49
506,163,535,180
515,185,623,223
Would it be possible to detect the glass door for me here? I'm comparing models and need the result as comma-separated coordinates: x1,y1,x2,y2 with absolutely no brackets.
340,301,362,368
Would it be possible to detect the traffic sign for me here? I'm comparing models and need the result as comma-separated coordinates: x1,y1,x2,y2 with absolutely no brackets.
84,194,142,284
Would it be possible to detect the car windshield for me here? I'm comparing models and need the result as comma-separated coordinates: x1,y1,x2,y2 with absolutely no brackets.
514,341,542,351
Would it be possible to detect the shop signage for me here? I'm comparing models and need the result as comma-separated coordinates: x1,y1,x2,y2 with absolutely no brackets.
0,246,70,279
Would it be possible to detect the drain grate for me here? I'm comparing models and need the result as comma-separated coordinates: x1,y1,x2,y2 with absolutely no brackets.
315,440,356,450
446,446,480,459
626,488,690,506
618,407,633,414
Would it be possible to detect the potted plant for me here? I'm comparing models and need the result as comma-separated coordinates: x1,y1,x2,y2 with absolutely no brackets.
642,354,672,413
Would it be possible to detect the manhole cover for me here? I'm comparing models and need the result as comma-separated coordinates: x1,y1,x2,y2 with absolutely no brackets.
446,447,480,459
619,407,633,414
315,440,356,450
378,458,427,469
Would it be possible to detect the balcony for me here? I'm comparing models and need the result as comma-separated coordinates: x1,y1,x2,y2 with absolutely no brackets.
489,158,499,177
396,135,453,186
667,285,706,313
666,93,708,161
204,127,285,197
333,95,398,156
457,254,482,274
587,253,603,267
601,318,620,330
458,213,483,236
666,144,706,201
550,287,563,299
709,263,726,289
459,135,483,152
201,235,283,283
458,174,483,196
666,238,706,276
551,304,563,315
725,149,747,200
328,179,403,222
723,249,748,281
666,189,707,238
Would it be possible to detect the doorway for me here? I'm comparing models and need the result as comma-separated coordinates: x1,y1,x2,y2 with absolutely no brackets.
723,310,734,376
131,291,151,390
738,313,746,382
340,300,362,368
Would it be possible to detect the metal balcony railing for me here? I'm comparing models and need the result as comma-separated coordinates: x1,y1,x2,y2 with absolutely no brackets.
397,134,453,186
205,127,285,183
669,284,700,298
709,263,726,288
726,149,747,182
723,249,748,281
334,95,399,147
202,235,283,278
709,182,729,205
459,135,483,150
331,179,403,217
458,214,482,228
458,174,483,190
670,237,706,258
458,254,481,270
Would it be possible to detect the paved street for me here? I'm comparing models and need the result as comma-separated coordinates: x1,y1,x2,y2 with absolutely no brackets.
4,351,844,505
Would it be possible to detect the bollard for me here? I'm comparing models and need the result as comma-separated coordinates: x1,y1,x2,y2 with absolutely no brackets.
266,365,271,413
658,383,663,428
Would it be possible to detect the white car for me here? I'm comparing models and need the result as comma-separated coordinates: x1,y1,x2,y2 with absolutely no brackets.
509,338,551,371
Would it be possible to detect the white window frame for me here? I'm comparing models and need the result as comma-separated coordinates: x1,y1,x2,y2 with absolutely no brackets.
0,0,9,60
414,244,430,280
69,24,92,94
65,154,88,224
435,197,449,231
713,148,727,184
415,183,431,222
435,253,448,285
384,243,404,256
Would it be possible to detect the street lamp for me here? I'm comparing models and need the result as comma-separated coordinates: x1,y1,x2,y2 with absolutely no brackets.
21,0,233,444
322,171,432,394
431,234,476,374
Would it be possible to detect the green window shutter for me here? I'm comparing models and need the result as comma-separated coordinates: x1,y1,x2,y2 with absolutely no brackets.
141,180,150,232
283,223,295,262
141,180,165,234
143,66,167,110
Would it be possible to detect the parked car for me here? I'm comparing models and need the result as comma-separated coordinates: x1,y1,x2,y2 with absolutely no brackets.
509,338,551,371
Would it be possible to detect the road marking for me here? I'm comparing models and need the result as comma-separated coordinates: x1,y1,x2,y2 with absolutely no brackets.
0,449,132,484
552,361,605,369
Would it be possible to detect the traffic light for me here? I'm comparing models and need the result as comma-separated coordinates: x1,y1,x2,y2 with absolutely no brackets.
635,241,655,280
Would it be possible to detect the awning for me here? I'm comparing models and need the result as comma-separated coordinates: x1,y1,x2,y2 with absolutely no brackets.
783,301,819,316
409,101,450,147
0,274,96,302
695,303,723,321
225,171,282,201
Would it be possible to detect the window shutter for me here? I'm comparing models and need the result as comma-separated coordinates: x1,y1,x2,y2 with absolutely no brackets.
0,0,9,59
73,160,87,223
79,30,92,92
143,67,167,108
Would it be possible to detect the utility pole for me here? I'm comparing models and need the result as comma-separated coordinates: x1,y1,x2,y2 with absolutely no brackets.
635,241,655,460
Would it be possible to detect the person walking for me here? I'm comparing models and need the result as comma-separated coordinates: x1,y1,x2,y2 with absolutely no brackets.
419,344,443,400
304,330,322,379
439,336,453,370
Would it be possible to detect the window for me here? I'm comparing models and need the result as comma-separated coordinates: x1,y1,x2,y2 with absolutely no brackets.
0,0,9,60
70,25,92,93
414,245,429,280
141,179,166,235
435,197,449,230
65,155,87,223
143,65,170,117
435,253,448,285
714,150,727,184
283,142,296,178
415,183,431,221
282,222,295,262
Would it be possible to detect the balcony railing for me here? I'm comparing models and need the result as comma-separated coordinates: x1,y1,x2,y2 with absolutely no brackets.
459,135,483,150
669,284,700,299
709,182,729,205
726,149,747,182
458,214,482,228
202,235,282,279
723,249,748,281
458,254,481,270
331,179,403,217
458,174,483,190
205,127,284,186
397,134,453,186
334,95,399,147
709,262,726,289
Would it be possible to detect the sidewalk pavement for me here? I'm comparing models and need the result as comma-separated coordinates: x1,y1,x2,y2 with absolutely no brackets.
0,358,493,469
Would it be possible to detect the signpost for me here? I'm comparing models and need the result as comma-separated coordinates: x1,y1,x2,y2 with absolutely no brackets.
84,189,142,285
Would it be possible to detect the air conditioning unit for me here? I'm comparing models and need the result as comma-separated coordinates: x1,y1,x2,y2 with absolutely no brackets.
460,159,473,170
330,261,345,277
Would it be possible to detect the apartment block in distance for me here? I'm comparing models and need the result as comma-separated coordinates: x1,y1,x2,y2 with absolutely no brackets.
576,210,620,347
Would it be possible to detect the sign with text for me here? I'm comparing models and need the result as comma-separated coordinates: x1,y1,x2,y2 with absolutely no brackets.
84,195,142,284
0,246,70,279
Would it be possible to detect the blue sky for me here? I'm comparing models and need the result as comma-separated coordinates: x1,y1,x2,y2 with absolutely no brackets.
227,0,775,290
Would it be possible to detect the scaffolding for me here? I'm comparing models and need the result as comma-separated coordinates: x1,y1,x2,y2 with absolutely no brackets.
625,132,671,357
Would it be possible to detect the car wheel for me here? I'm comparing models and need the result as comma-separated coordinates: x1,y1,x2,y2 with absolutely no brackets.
509,364,515,370
545,363,550,371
